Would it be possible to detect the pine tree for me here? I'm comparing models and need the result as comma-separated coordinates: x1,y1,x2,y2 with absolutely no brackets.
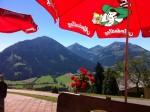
92,62,104,94
102,68,119,95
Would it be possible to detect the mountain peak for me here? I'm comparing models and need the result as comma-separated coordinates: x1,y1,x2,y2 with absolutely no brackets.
68,43,83,48
108,42,139,49
90,45,103,50
109,41,125,46
89,45,103,55
33,36,55,42
74,43,80,45
67,43,95,61
36,36,50,39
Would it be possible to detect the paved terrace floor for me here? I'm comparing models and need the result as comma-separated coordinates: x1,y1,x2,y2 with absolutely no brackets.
5,94,57,112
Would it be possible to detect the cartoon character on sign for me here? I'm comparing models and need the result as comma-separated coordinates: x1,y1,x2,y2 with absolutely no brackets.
92,4,128,26
118,0,128,8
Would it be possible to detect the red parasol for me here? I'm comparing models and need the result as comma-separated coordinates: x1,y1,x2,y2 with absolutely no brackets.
36,0,150,102
0,8,38,34
36,0,150,38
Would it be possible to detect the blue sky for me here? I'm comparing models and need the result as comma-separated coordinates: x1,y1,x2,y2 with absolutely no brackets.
0,0,150,52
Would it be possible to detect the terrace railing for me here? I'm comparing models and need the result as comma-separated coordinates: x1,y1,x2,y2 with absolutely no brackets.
57,93,150,112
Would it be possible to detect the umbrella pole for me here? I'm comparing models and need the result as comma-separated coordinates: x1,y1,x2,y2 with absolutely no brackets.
125,32,129,103
124,0,130,103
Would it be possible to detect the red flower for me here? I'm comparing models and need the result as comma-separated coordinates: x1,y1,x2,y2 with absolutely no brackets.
80,68,88,76
76,81,81,86
80,68,84,71
85,77,89,81
82,71,87,76
71,82,75,87
80,68,88,75
88,72,92,77
76,87,80,92
70,68,94,93
71,75,76,80
74,78,78,82
90,77,95,82
81,82,87,90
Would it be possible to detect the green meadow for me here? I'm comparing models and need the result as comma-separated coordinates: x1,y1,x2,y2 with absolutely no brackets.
6,73,74,92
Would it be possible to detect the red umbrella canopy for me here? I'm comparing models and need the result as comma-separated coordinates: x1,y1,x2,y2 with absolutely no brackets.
36,0,83,23
36,0,150,38
0,8,38,34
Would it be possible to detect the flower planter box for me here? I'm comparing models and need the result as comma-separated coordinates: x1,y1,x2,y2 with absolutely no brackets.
57,92,150,112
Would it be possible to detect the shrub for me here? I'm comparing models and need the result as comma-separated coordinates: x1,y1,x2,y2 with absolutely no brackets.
51,86,59,94
23,83,33,89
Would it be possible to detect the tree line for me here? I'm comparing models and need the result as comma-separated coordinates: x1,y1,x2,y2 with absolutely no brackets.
91,55,150,97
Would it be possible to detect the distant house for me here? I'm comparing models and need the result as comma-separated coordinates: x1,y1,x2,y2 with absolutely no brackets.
118,79,146,98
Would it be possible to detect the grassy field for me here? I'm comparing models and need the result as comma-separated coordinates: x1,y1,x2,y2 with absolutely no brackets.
5,77,37,85
56,73,73,87
5,80,23,85
34,75,54,84
5,73,72,91
22,77,37,83
56,73,73,83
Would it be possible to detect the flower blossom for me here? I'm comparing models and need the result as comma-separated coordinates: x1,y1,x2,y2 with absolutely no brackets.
90,77,95,83
70,68,95,93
